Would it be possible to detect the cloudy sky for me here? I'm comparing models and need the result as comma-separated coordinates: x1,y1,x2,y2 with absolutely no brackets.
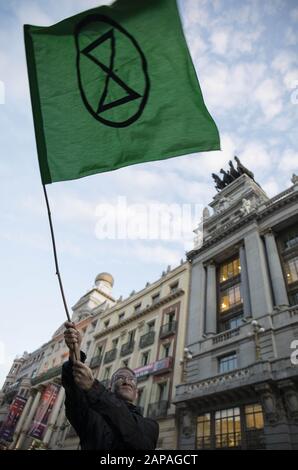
0,0,297,386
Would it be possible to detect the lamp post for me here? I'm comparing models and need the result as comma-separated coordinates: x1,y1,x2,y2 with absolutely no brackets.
180,347,193,382
248,320,265,361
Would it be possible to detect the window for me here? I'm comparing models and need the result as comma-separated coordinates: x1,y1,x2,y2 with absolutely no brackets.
284,227,298,249
280,226,298,306
127,330,136,345
196,404,265,450
220,313,243,331
219,258,241,283
152,293,160,304
118,313,125,323
95,345,103,358
167,312,175,326
104,320,110,329
147,320,155,332
218,256,243,332
122,358,130,367
245,404,264,430
289,291,298,306
91,320,97,331
170,281,179,293
112,338,119,348
245,403,265,449
157,382,168,402
196,413,211,449
285,256,298,284
219,284,242,312
134,303,142,313
215,407,241,449
141,351,150,366
162,343,171,358
218,353,237,373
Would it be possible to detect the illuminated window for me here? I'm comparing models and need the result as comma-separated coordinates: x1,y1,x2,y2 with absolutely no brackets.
245,404,265,449
215,407,241,449
219,284,242,312
285,256,298,284
245,404,264,430
196,413,211,449
219,258,241,283
195,404,265,449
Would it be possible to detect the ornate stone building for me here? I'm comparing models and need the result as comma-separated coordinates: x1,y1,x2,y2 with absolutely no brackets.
174,165,298,450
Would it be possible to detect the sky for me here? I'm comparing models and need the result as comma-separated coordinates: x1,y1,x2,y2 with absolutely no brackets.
0,0,297,387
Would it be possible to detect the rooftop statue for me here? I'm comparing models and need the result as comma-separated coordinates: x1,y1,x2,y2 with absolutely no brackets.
234,156,254,180
212,173,225,191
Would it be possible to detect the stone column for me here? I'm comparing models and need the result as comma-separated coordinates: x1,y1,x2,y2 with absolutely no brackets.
10,393,34,449
15,388,42,449
245,231,273,317
205,261,217,334
187,261,206,345
42,386,65,447
264,229,289,307
239,244,252,317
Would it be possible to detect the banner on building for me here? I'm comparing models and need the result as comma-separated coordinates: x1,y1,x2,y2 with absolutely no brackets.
0,395,27,442
29,383,60,440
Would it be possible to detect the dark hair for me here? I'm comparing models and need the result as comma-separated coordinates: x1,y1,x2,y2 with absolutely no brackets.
111,367,137,383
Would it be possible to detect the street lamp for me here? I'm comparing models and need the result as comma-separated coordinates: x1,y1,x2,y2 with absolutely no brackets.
248,320,265,361
180,347,193,382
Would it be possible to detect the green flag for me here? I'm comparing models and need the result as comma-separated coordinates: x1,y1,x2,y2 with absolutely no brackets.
24,0,220,185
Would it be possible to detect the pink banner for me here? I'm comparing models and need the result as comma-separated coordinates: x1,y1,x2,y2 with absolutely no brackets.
0,395,27,442
29,383,60,440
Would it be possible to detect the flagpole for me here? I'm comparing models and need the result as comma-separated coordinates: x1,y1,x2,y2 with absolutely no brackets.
42,184,71,322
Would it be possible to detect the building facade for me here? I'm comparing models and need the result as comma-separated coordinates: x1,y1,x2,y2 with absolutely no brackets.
174,170,298,450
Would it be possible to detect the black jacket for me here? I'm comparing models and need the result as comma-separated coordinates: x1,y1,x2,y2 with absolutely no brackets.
61,353,159,450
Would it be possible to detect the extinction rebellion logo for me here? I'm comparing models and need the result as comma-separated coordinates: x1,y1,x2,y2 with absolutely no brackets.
75,14,150,128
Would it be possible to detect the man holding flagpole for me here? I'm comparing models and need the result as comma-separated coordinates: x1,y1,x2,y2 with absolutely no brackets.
62,322,159,450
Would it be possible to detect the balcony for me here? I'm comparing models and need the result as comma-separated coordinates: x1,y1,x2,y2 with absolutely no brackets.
175,361,273,403
139,331,155,349
147,400,169,419
103,348,117,364
90,355,102,369
159,321,177,339
120,341,135,357
31,365,62,386
152,356,173,375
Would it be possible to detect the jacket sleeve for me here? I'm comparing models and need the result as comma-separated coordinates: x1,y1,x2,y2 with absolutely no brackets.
85,380,159,450
61,351,90,440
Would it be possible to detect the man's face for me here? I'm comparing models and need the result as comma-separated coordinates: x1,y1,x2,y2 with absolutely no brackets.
111,369,138,403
